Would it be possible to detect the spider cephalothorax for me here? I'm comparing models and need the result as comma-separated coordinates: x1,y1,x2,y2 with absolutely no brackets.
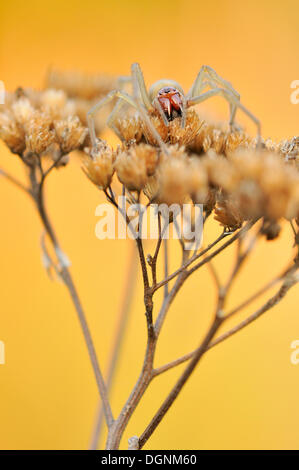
87,63,261,151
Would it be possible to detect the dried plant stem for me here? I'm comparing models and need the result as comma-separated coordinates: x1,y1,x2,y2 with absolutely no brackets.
2,163,114,429
0,168,29,194
105,334,157,449
150,213,162,287
33,184,114,427
104,214,253,449
153,269,295,377
34,184,114,428
138,260,297,449
209,273,297,348
163,239,169,297
89,241,137,449
0,160,114,427
151,222,255,295
138,315,223,449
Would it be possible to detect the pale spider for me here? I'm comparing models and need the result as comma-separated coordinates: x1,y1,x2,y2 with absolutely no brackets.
87,63,261,151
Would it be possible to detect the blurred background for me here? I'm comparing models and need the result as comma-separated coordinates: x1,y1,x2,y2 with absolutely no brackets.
0,0,299,450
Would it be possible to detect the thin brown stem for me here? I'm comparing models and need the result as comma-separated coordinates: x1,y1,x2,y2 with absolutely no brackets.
150,213,162,287
139,314,224,449
105,335,157,449
153,267,297,377
32,172,114,428
152,222,255,295
154,247,189,336
163,239,169,298
105,188,154,339
0,167,29,194
209,273,297,348
89,242,137,449
139,267,297,449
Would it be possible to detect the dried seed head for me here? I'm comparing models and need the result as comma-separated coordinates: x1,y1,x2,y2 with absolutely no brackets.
205,149,299,222
83,141,115,190
25,112,56,156
116,109,203,148
0,88,88,164
54,116,88,154
0,111,26,154
214,195,244,230
154,146,193,206
189,122,255,156
201,151,238,191
142,114,169,146
40,89,68,113
115,144,159,191
11,97,35,124
115,116,144,143
260,219,281,241
46,69,117,101
168,109,204,146
187,157,208,204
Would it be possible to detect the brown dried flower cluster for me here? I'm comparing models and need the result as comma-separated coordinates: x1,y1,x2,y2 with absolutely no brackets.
47,69,117,101
189,121,299,161
2,79,299,237
116,108,299,165
83,141,115,190
115,144,158,191
46,69,117,133
0,88,88,166
83,135,299,232
145,147,207,206
204,149,299,225
116,109,204,147
189,123,255,156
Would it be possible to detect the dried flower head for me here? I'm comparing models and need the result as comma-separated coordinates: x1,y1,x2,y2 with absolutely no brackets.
54,116,88,154
24,111,56,157
205,150,299,222
115,116,143,143
116,109,204,147
39,89,68,114
151,146,194,206
0,111,26,155
45,70,121,138
46,69,117,101
189,122,255,156
0,88,89,166
115,144,159,191
187,157,209,205
141,113,169,146
260,219,281,240
168,109,204,146
214,195,244,230
83,140,115,190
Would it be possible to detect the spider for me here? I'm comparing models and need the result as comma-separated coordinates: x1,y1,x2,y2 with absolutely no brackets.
87,63,261,151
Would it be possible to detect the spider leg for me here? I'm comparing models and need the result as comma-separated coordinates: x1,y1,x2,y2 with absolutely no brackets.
187,66,241,128
105,75,135,142
187,65,240,101
116,75,132,89
107,98,128,142
188,88,261,145
87,90,137,147
180,94,187,129
131,63,152,110
131,63,169,153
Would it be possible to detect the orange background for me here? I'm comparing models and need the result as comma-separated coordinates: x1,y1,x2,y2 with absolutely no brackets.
0,0,299,450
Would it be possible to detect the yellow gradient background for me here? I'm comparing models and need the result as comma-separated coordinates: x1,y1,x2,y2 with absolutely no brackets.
0,0,299,449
